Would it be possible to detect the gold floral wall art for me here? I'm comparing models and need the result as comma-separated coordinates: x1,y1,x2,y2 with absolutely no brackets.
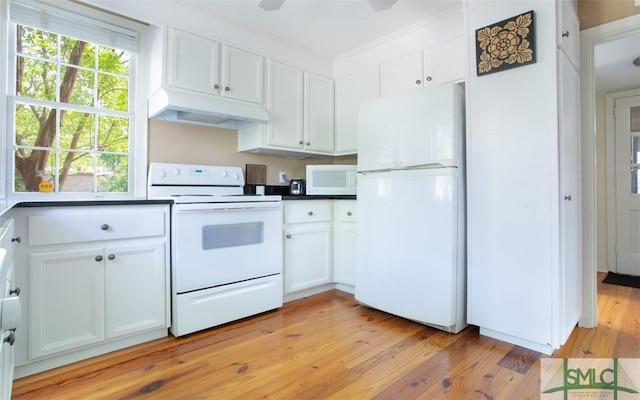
475,10,536,76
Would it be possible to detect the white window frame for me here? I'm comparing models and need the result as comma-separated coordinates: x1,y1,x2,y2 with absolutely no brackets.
1,0,149,200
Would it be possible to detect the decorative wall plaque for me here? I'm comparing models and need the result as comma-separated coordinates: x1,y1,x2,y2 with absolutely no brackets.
475,10,536,76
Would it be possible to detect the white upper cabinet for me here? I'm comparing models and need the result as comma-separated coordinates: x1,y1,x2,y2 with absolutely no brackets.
380,51,424,97
165,27,264,104
379,38,466,98
423,36,466,86
220,45,265,104
304,72,335,153
238,60,335,156
335,67,380,155
265,60,305,149
557,0,579,70
167,28,220,94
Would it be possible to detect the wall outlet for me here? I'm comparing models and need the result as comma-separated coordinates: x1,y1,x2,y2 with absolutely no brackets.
279,171,287,183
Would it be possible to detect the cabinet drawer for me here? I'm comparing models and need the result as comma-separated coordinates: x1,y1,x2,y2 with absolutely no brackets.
28,207,167,246
284,202,332,224
335,202,356,222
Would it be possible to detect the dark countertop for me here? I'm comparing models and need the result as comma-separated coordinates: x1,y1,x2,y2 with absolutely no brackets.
1,199,173,220
282,195,356,200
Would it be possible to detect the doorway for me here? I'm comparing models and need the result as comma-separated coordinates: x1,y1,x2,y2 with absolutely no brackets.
606,91,640,276
581,14,640,328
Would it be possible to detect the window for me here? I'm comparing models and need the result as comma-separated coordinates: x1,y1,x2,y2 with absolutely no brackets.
4,0,143,197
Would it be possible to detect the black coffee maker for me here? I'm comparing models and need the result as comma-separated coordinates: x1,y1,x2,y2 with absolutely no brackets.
289,179,305,195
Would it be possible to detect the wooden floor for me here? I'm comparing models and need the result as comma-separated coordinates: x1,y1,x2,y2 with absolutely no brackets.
12,272,639,399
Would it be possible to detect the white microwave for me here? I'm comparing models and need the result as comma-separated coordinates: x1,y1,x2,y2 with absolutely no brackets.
306,165,357,195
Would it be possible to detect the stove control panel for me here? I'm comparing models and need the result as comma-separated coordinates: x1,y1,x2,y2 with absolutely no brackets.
149,163,244,187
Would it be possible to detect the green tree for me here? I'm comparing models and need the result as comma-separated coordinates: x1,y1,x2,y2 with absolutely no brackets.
14,25,130,193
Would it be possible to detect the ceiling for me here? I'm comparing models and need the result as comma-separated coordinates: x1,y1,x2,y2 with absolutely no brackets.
86,0,639,92
594,31,640,93
171,0,462,59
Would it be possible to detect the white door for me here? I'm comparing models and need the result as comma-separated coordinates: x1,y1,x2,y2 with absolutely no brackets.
558,52,581,341
615,95,640,276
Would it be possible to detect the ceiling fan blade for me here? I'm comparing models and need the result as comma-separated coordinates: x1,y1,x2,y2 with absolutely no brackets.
258,0,285,11
367,0,397,12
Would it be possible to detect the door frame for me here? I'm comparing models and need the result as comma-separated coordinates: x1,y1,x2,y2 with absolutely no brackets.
606,89,640,272
580,14,640,328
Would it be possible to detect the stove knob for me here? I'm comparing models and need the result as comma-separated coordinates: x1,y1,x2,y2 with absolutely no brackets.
173,168,181,176
221,170,228,177
158,170,167,178
232,174,239,180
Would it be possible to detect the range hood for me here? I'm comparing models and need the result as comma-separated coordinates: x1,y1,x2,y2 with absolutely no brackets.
148,87,269,130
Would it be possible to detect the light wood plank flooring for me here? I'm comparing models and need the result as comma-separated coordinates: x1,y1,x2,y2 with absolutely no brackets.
12,272,639,399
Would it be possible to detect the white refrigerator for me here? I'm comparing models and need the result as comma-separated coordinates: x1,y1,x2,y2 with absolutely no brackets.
355,84,466,333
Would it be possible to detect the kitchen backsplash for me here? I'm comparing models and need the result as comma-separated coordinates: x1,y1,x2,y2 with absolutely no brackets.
148,120,356,185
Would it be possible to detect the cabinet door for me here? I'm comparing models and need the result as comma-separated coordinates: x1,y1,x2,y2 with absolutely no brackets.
167,28,220,94
380,51,424,96
221,45,264,104
29,248,105,359
557,0,579,70
335,67,380,154
423,36,466,85
558,52,581,342
284,224,332,294
265,60,304,149
334,201,356,286
304,73,335,154
105,242,167,339
334,221,356,286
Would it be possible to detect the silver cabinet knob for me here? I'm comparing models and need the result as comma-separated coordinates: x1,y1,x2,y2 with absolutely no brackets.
101,224,109,231
565,195,572,201
562,31,569,38
306,142,311,146
107,254,116,260
416,80,421,85
214,84,220,89
425,76,432,82
11,236,21,243
299,140,304,145
9,287,20,296
286,234,292,239
95,255,103,262
308,211,314,216
347,211,352,216
225,86,230,91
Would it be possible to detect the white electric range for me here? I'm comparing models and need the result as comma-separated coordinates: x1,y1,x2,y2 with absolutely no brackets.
148,163,283,336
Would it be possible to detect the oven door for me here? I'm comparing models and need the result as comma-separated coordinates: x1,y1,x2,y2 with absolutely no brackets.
172,202,283,293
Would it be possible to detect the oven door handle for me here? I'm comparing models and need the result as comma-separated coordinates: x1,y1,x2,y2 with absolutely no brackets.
174,202,282,212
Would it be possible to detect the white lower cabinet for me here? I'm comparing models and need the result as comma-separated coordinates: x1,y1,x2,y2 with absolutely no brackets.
283,201,332,295
333,201,356,288
14,204,170,378
283,200,357,297
29,247,106,359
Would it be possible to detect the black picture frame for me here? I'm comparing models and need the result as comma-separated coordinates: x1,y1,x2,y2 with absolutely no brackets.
475,10,536,76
